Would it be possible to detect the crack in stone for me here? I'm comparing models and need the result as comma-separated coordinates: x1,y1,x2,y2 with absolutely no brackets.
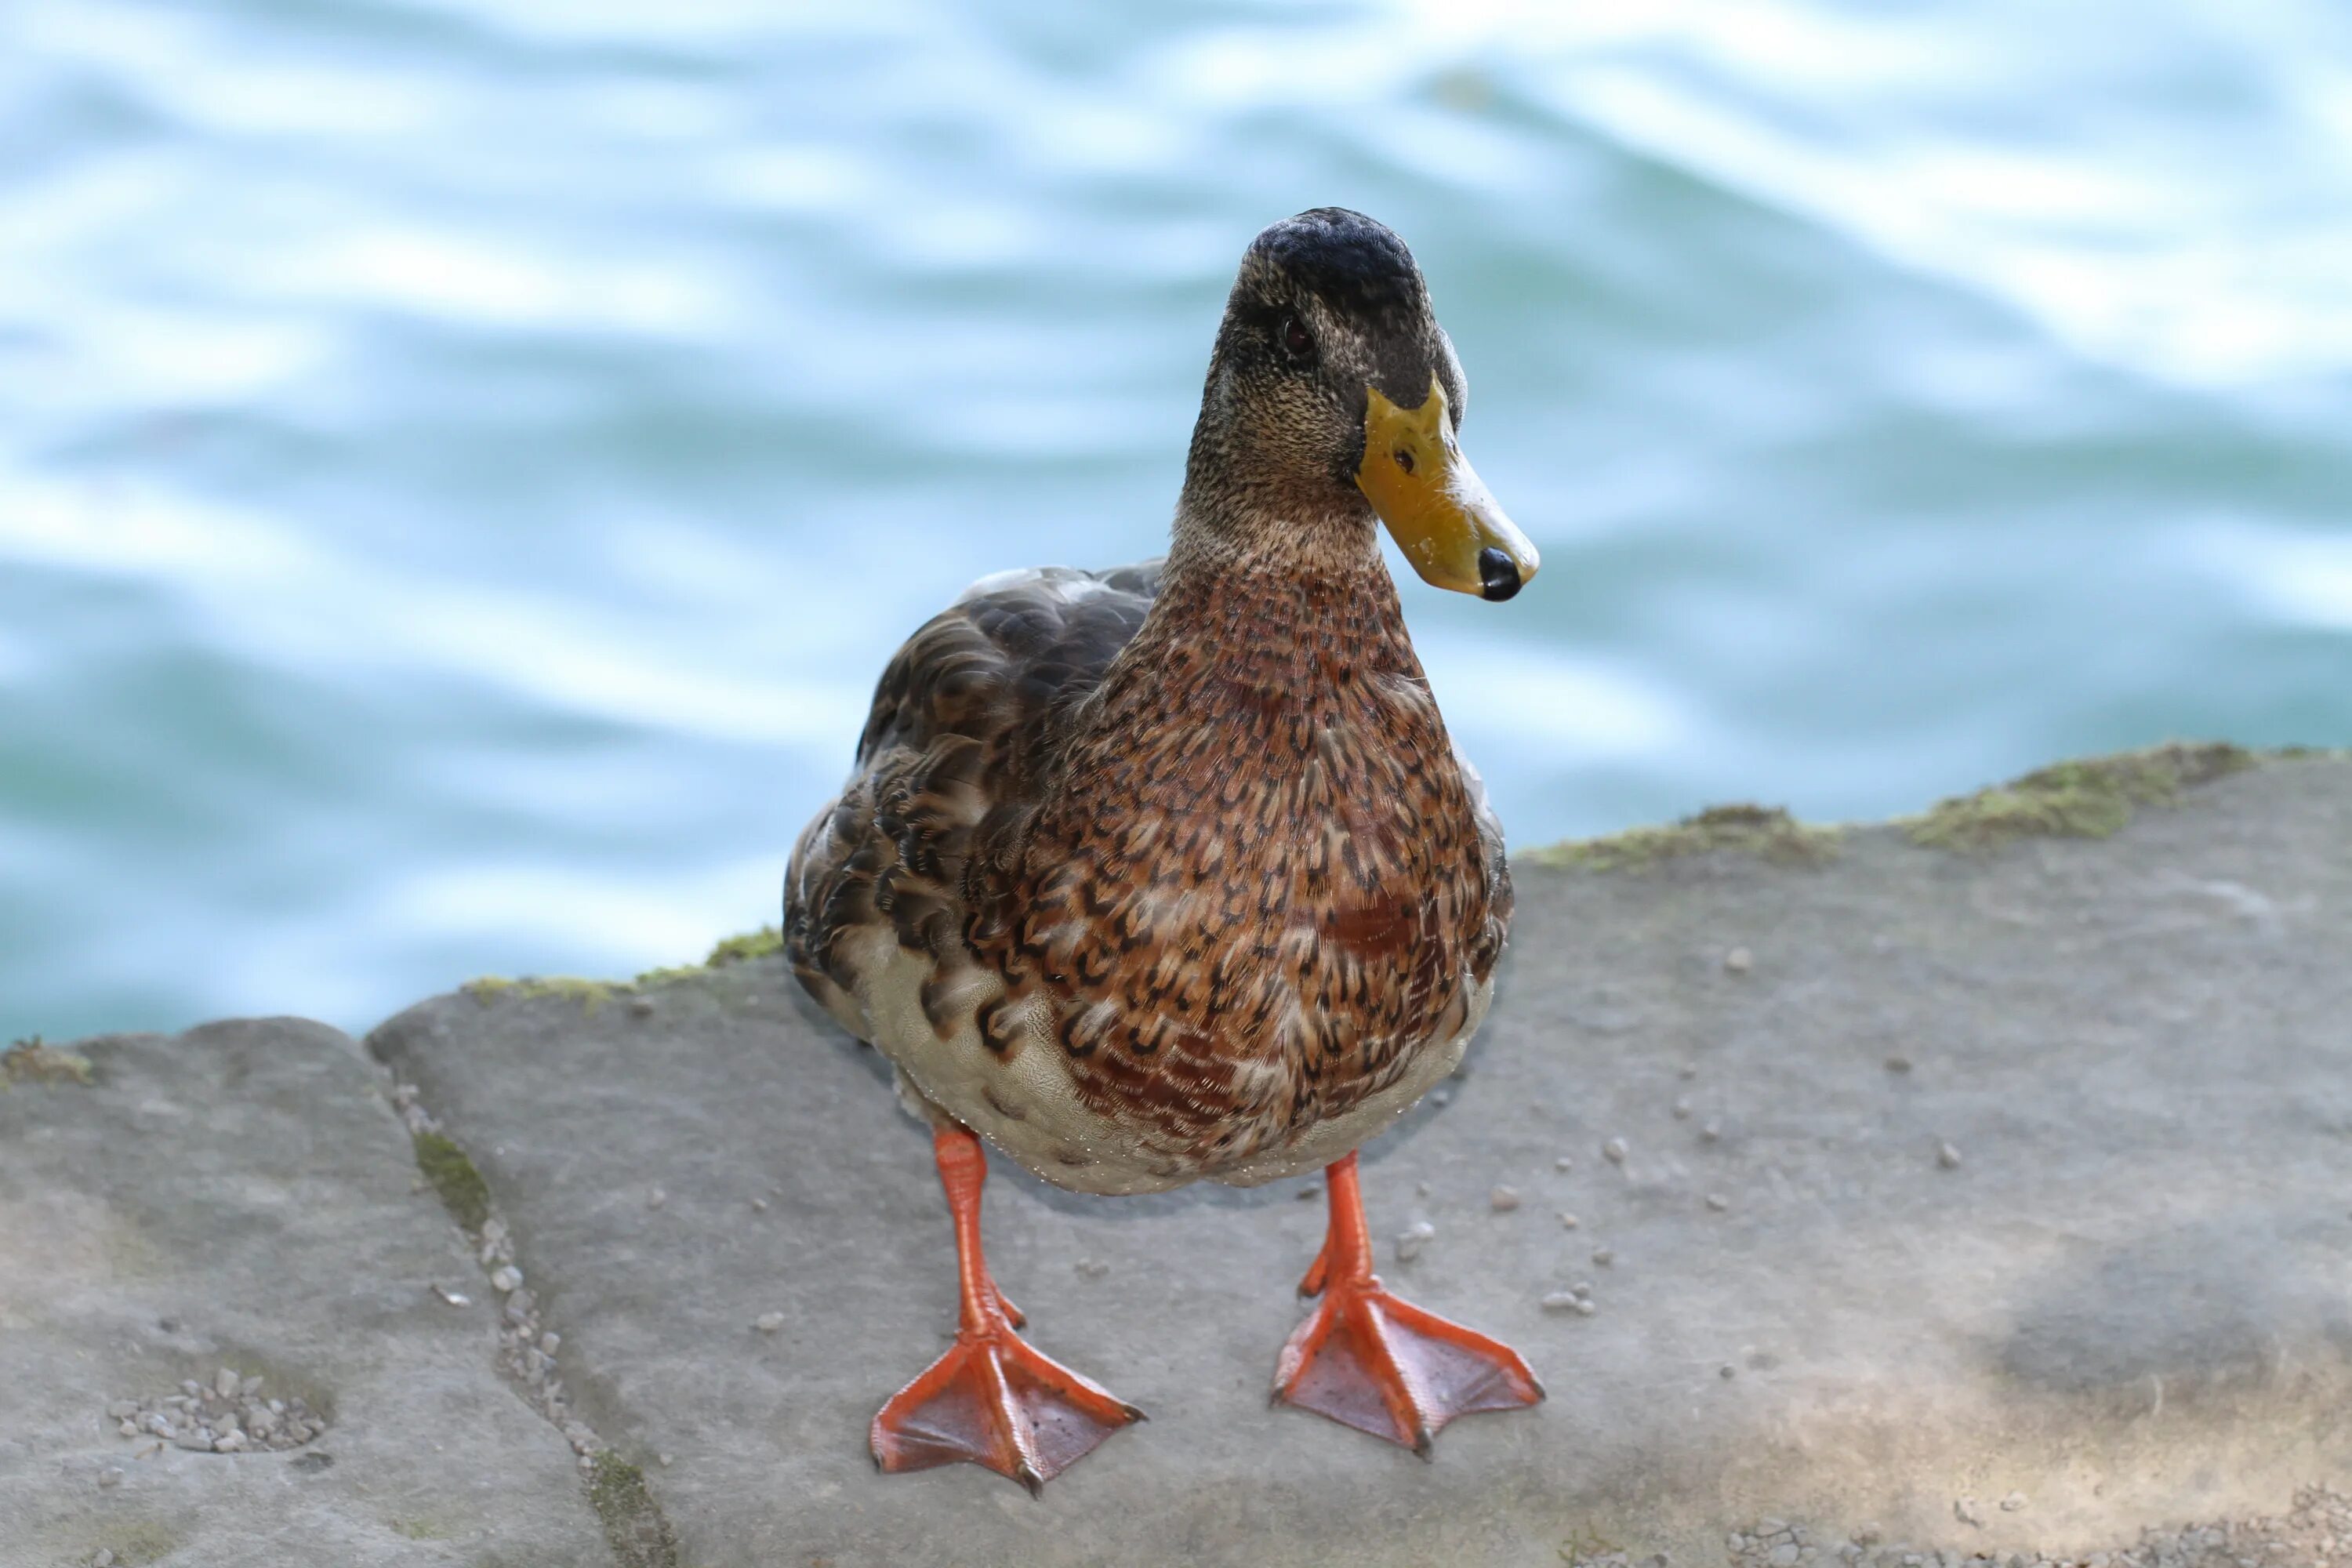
388,1079,681,1568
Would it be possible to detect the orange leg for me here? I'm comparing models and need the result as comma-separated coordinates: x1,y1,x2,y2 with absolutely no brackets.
1272,1152,1543,1454
869,1127,1143,1494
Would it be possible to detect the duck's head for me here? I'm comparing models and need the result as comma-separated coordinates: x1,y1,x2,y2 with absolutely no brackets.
1181,207,1537,602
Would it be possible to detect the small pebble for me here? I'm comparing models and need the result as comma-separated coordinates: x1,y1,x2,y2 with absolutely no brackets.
1885,1054,1913,1074
491,1266,523,1294
1540,1290,1584,1312
431,1283,471,1308
750,1197,769,1212
1556,1211,1580,1229
106,1400,138,1420
658,1452,673,1467
1706,1192,1730,1212
1955,1497,1985,1526
647,1187,666,1210
1719,1364,1737,1379
1297,1181,1319,1200
1554,1155,1573,1172
1592,1247,1615,1267
1937,1142,1963,1170
627,996,655,1018
1679,1062,1698,1080
215,1368,240,1399
1602,1138,1628,1165
1394,1220,1436,1263
1724,946,1754,975
753,1312,786,1334
2000,1492,2027,1512
540,1332,561,1355
1074,1258,1111,1279
93,1553,117,1567
1429,1089,1451,1107
97,1466,123,1489
1671,1097,1692,1120
212,1429,246,1453
1488,1185,1520,1212
1701,1119,1722,1142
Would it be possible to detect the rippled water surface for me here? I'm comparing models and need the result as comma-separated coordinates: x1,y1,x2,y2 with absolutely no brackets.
4,0,2348,1041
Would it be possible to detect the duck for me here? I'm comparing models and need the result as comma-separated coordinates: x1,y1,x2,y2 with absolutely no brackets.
784,206,1544,1493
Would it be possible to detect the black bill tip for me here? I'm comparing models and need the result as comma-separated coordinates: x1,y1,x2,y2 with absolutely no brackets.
1477,546,1523,602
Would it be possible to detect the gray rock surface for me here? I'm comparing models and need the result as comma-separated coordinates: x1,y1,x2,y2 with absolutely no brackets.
0,1020,616,1568
9,757,2347,1566
352,756,2352,1568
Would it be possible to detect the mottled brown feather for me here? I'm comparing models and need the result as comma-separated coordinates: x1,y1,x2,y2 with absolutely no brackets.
785,546,1511,1189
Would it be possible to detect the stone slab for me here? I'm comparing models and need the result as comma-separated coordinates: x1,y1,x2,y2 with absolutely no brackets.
365,757,2352,1566
0,1019,617,1568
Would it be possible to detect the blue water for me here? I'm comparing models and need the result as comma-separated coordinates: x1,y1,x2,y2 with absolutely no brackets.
4,0,2348,1044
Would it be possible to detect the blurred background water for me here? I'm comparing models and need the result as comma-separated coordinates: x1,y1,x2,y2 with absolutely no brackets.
3,0,2347,1044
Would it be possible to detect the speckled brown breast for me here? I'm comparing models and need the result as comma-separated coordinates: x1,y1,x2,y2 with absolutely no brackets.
785,552,1511,1187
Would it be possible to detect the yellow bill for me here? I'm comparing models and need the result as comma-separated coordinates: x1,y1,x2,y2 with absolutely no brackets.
1355,376,1538,601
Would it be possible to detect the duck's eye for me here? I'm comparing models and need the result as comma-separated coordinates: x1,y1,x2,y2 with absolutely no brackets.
1280,315,1315,363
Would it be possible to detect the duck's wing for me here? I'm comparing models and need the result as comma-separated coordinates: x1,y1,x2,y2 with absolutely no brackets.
785,561,1163,1039
1452,742,1515,945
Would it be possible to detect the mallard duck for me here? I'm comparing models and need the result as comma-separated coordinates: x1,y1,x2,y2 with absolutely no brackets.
785,207,1543,1492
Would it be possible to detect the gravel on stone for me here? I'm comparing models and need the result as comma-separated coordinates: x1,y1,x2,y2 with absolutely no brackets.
1604,1485,2352,1568
105,1367,325,1454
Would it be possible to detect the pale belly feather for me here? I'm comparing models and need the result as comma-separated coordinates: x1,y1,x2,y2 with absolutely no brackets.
842,927,1493,1197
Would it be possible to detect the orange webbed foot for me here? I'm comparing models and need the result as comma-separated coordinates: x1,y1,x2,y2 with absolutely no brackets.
870,1126,1140,1494
1273,1153,1542,1454
1272,1273,1543,1454
870,1315,1144,1494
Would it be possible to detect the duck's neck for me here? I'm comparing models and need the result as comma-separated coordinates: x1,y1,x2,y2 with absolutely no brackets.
1133,498,1425,703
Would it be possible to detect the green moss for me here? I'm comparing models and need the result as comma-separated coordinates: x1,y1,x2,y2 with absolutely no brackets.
1904,741,2257,853
2,1036,93,1086
585,1452,681,1568
411,1130,492,1234
702,925,783,967
632,924,782,988
462,925,786,1012
1526,804,1842,873
461,975,623,1014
